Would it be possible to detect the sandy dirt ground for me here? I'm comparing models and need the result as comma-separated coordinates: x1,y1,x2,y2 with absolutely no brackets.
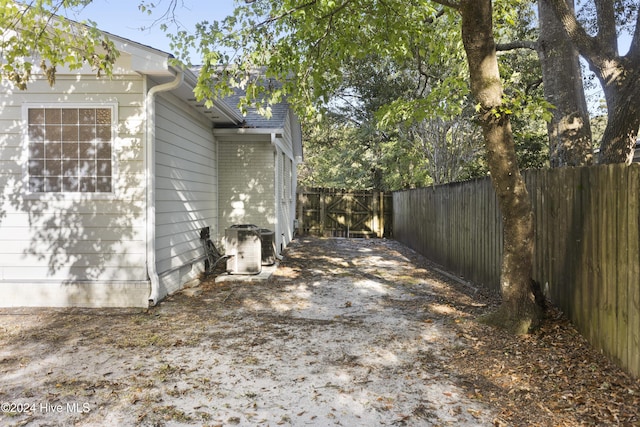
1,237,639,427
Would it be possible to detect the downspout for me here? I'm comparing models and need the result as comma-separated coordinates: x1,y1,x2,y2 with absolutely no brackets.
147,70,184,306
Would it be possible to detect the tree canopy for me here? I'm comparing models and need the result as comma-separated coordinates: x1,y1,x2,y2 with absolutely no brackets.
4,1,635,172
181,0,547,190
0,0,118,89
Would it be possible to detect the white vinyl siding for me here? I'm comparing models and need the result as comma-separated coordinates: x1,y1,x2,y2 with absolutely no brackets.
280,153,294,247
154,93,218,295
275,113,298,252
217,135,275,249
0,75,148,306
216,111,300,255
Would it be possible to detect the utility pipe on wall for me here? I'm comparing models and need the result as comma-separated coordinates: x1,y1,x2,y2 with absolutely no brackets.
146,70,184,306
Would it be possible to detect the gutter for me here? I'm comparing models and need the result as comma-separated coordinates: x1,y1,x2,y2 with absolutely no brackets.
214,127,283,136
182,69,244,125
146,70,184,306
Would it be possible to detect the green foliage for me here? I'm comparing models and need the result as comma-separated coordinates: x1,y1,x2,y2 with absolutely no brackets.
288,9,488,189
2,0,550,186
169,0,549,189
298,46,485,189
0,0,119,89
299,114,433,191
298,117,380,190
502,33,551,171
492,4,551,169
169,1,454,119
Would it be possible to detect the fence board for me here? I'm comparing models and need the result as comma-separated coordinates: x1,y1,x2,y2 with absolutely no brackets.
616,165,629,370
297,188,393,238
393,164,640,377
628,166,640,375
593,166,604,350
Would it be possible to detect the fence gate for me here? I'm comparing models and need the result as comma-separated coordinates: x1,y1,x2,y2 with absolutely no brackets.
297,188,393,238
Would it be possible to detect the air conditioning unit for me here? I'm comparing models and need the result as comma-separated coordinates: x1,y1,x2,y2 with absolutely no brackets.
225,225,262,274
259,228,276,266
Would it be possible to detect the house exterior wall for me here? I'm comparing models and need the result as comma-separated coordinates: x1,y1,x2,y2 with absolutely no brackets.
269,111,299,254
217,135,276,249
278,111,298,251
0,75,149,307
216,114,300,257
153,92,218,297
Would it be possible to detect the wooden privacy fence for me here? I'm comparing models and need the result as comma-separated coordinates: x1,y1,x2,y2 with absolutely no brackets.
297,188,393,238
393,164,640,377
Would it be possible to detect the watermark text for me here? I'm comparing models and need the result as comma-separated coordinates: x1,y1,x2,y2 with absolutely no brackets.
1,401,91,414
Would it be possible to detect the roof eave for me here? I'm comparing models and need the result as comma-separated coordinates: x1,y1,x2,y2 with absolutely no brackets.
213,127,285,136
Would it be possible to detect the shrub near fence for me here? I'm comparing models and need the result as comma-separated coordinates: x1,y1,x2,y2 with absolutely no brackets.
393,164,640,377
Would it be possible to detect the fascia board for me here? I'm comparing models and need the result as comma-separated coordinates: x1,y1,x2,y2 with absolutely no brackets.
213,128,284,136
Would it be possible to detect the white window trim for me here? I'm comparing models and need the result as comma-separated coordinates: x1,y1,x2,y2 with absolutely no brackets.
21,102,119,200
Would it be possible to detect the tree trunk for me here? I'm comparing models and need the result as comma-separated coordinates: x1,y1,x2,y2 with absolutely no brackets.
542,0,640,164
598,69,640,164
460,0,543,333
537,0,593,167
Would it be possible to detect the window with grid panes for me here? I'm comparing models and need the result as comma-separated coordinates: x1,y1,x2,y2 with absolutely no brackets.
27,107,113,193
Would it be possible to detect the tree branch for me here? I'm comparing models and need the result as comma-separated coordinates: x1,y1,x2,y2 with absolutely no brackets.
496,40,538,52
255,1,318,28
429,0,461,10
541,0,600,59
426,8,447,24
626,6,640,63
525,77,543,95
594,0,618,51
320,0,353,21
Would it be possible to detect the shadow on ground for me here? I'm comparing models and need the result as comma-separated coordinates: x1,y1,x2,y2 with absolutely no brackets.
0,237,638,426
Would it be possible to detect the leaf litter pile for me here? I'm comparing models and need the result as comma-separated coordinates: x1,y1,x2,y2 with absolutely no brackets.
1,237,639,426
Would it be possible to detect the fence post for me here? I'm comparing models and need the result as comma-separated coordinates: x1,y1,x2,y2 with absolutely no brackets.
379,191,385,238
372,191,380,237
297,189,304,235
319,189,326,236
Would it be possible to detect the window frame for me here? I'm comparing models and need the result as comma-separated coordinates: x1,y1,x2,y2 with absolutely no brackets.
22,103,118,199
